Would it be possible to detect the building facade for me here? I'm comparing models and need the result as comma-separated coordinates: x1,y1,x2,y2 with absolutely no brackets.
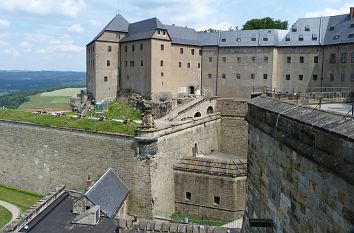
87,8,354,101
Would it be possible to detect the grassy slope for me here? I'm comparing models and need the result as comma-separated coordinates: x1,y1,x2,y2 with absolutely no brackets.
0,206,12,229
0,185,42,212
0,102,141,135
19,88,83,110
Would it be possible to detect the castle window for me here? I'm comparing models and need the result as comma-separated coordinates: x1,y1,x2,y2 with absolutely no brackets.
187,63,191,68
163,31,166,36
251,74,255,79
313,74,318,81
108,46,112,52
330,74,334,81
300,56,304,63
285,35,290,41
237,57,241,63
221,38,226,42
125,46,127,52
157,30,161,35
191,49,195,55
298,35,304,41
161,44,164,51
341,52,347,63
140,44,144,51
132,44,135,51
314,56,319,63
263,36,268,41
199,50,202,55
349,33,354,38
292,26,297,32
263,74,268,80
264,56,268,63
160,60,164,67
104,76,108,82
161,72,164,77
236,36,241,42
286,74,290,80
130,61,134,67
298,75,304,81
341,73,345,81
222,74,226,79
180,48,184,54
125,61,127,67
214,196,220,205
330,53,336,64
222,57,227,63
141,60,144,66
209,57,212,63
185,192,191,201
329,26,335,31
305,25,310,31
236,74,240,79
107,60,110,66
251,56,256,63
350,23,354,28
198,63,201,68
251,35,256,41
86,206,91,210
312,33,317,40
208,73,212,79
287,56,291,63
351,52,354,63
179,62,182,68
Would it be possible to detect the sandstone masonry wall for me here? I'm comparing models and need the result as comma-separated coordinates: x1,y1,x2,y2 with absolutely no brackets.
243,97,354,233
216,99,248,158
0,120,153,217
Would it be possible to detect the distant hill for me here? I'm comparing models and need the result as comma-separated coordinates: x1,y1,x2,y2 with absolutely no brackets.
0,71,86,91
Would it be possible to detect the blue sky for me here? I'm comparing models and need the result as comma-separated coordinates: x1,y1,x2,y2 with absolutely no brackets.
0,0,352,72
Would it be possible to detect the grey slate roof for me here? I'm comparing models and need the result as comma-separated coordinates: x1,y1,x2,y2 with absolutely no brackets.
85,168,128,218
120,17,166,42
89,14,129,44
91,12,354,47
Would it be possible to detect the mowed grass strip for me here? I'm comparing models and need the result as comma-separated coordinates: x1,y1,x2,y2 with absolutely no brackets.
0,206,12,229
0,102,140,135
89,102,141,120
0,184,42,212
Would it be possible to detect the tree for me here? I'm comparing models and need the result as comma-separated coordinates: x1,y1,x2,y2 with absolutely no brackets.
242,17,288,30
203,28,219,32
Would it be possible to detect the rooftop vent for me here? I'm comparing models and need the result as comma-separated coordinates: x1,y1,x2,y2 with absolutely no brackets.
334,34,340,40
298,34,304,41
305,25,310,31
292,26,297,32
221,38,226,42
312,33,318,40
350,7,354,19
285,35,290,41
348,33,354,38
329,26,335,31
236,36,241,42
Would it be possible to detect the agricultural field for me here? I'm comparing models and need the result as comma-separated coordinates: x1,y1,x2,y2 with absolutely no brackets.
0,206,12,229
18,88,84,110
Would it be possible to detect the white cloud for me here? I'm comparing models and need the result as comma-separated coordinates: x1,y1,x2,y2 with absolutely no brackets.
38,43,84,54
20,41,32,52
0,19,10,28
3,48,20,57
24,33,71,42
305,3,352,17
68,24,84,33
0,40,8,47
0,0,86,17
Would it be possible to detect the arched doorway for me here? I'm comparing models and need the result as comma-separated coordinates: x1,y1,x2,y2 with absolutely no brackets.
188,86,195,94
207,106,213,114
194,112,201,117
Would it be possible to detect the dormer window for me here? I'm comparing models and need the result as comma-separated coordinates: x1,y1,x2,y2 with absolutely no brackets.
221,38,226,42
157,30,161,35
251,35,256,41
329,26,335,31
285,35,290,41
298,35,304,41
263,36,268,41
348,33,354,38
236,36,241,42
292,26,297,32
334,34,339,40
350,23,354,28
305,25,310,31
312,33,318,40
163,31,166,36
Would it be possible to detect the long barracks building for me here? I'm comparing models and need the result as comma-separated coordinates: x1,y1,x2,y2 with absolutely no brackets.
87,8,354,101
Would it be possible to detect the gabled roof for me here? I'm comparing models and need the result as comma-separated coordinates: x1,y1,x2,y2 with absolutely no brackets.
84,168,128,218
165,25,201,46
88,14,129,45
120,17,166,42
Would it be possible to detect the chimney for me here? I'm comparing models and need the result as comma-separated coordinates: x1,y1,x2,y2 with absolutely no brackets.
350,7,354,19
86,175,93,189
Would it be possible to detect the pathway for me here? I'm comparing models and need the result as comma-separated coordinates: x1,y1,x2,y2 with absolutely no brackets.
0,200,21,224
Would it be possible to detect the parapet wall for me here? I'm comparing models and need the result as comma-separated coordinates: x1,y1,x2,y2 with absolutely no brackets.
216,99,248,158
243,96,354,233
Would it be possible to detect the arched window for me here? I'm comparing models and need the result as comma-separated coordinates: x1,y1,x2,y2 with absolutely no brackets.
194,112,201,117
207,106,213,114
188,86,195,94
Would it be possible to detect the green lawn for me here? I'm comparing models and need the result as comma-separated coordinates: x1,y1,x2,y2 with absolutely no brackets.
19,88,84,110
0,205,12,229
170,213,230,226
0,184,42,212
0,102,140,135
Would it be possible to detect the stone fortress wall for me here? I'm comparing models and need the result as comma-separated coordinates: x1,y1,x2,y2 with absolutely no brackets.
242,96,354,233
